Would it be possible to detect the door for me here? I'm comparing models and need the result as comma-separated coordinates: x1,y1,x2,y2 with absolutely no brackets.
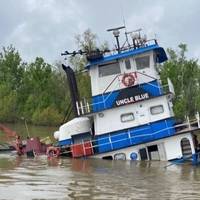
139,148,148,160
181,138,192,157
147,145,160,160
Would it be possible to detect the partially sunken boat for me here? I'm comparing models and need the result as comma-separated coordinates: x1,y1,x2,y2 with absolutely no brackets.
52,27,200,164
0,123,49,156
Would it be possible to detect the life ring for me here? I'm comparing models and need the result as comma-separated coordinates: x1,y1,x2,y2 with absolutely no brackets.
47,146,60,158
122,73,135,87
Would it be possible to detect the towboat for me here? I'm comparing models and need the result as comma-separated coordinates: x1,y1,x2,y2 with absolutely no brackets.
51,27,200,164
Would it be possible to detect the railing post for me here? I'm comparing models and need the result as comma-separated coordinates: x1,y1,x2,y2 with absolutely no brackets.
80,101,84,115
83,98,87,113
82,139,86,156
76,101,80,116
196,112,200,128
86,102,90,113
109,133,113,150
186,116,191,129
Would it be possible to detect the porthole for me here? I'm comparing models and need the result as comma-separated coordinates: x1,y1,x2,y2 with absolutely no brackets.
130,152,138,160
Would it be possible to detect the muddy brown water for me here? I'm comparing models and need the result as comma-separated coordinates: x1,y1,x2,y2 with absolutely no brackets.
0,124,200,199
0,155,200,200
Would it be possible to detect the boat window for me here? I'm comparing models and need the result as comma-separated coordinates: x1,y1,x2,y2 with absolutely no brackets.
114,153,126,160
125,59,131,70
121,113,134,122
150,105,164,115
102,155,113,160
99,61,121,77
135,55,150,70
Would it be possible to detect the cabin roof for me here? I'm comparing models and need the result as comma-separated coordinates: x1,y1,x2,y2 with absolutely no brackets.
86,44,167,69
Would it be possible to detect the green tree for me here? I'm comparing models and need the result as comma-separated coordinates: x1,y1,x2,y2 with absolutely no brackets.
22,57,67,125
67,29,109,105
160,44,200,119
0,46,24,90
0,46,25,122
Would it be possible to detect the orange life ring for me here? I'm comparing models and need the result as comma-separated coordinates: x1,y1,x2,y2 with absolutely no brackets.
122,73,135,87
47,146,60,157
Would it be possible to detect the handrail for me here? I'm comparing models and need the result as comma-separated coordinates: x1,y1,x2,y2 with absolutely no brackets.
103,73,121,94
103,70,157,94
136,71,157,81
76,71,175,116
61,116,200,155
77,79,168,115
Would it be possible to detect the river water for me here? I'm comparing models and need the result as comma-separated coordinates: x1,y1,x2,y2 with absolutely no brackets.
1,124,200,199
0,154,200,200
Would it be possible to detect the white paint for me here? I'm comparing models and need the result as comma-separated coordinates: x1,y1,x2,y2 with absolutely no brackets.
94,95,172,135
89,51,160,96
92,132,195,161
157,142,166,160
164,133,195,160
136,103,149,125
54,117,91,141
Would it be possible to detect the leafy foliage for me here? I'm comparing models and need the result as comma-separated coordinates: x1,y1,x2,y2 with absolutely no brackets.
0,30,98,125
0,47,70,125
160,44,200,120
0,32,198,126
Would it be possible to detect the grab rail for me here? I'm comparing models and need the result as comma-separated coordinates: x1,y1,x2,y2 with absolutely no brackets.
61,114,200,155
76,81,171,116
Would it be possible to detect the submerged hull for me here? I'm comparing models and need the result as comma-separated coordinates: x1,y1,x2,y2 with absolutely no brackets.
91,132,196,161
54,127,200,165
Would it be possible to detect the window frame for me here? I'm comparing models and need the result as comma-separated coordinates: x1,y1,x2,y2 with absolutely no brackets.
135,55,150,70
150,105,164,115
125,58,131,70
114,153,126,160
120,112,135,122
98,61,121,77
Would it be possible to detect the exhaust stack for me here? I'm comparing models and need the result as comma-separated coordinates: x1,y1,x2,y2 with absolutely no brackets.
62,64,79,117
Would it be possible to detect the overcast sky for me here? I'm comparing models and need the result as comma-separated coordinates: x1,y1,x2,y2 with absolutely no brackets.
1,0,200,64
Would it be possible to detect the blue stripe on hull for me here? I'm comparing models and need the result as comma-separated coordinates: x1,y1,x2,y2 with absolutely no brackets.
92,80,163,112
92,91,119,112
141,81,163,97
58,138,72,146
95,118,175,154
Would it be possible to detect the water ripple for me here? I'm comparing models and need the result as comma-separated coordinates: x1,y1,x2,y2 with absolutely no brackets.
0,157,200,199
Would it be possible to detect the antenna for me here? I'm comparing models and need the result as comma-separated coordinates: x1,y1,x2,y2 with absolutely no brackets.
120,2,131,49
107,26,125,53
61,49,110,62
126,28,146,49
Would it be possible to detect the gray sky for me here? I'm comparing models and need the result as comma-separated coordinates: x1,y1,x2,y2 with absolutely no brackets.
1,0,200,64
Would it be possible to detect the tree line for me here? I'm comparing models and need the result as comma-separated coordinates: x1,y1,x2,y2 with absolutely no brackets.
0,30,199,126
160,44,200,120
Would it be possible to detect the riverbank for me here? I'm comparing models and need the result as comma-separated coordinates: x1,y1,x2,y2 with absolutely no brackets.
0,123,57,141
